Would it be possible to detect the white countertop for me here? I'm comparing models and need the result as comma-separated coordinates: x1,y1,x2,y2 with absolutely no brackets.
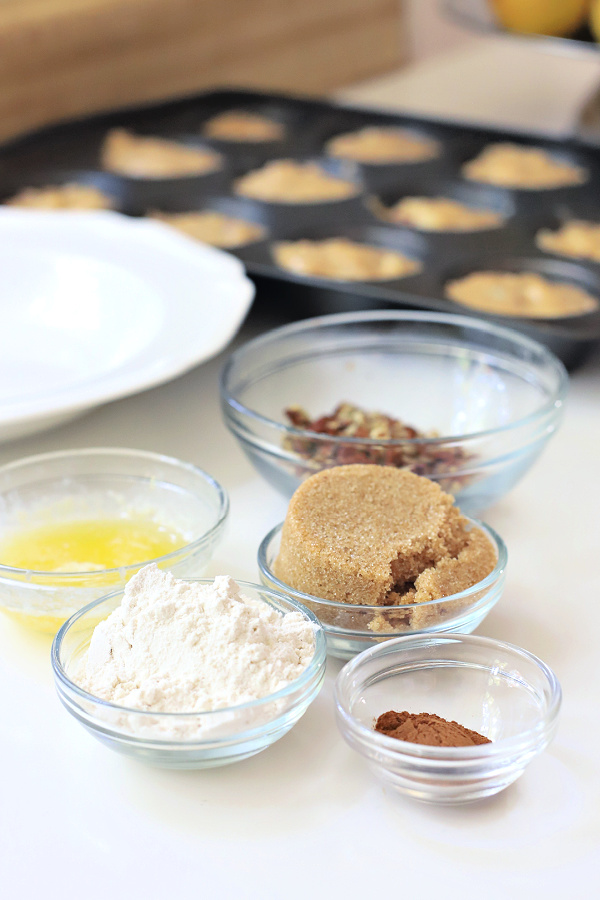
337,35,600,138
2,44,600,900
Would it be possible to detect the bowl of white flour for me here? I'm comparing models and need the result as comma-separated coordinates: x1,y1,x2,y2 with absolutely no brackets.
51,564,326,768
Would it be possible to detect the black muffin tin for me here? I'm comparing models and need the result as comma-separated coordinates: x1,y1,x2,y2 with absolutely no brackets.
2,87,600,368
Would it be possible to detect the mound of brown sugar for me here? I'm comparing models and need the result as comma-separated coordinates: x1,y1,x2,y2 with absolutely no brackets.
273,466,496,616
375,710,491,747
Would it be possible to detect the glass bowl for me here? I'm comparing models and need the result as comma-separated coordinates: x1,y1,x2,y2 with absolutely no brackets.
51,580,327,768
258,518,507,660
334,633,561,804
220,310,568,514
0,448,228,632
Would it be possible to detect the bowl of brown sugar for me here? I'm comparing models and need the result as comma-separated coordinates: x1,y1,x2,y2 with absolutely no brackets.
334,633,561,804
258,465,507,659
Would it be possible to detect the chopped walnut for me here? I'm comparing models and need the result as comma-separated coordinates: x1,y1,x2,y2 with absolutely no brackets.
283,402,473,494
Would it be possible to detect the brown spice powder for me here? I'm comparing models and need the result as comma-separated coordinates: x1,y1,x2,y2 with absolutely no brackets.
375,710,491,747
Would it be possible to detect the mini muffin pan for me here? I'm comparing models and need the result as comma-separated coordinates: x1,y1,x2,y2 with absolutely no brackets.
2,87,600,367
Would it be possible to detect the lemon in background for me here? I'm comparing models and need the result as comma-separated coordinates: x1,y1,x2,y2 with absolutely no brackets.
490,0,591,37
590,0,600,40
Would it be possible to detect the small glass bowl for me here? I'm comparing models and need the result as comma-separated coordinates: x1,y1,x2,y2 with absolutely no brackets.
0,448,228,632
220,310,568,515
258,518,507,660
51,579,327,768
334,634,561,804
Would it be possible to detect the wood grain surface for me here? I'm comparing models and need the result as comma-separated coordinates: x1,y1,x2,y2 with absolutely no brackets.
0,0,405,143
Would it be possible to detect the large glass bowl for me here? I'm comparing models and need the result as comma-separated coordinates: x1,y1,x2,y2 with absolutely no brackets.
258,517,507,660
0,448,228,632
51,580,327,769
220,310,568,514
334,634,561,804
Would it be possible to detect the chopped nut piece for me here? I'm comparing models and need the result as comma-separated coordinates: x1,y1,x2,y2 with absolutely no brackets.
283,402,472,494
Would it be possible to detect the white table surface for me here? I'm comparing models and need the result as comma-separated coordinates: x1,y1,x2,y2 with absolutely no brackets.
2,45,600,900
337,34,600,138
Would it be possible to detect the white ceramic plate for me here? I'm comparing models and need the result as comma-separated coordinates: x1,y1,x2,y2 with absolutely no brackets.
0,209,255,442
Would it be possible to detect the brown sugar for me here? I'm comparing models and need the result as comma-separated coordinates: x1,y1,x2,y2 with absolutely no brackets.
272,466,496,627
374,710,491,747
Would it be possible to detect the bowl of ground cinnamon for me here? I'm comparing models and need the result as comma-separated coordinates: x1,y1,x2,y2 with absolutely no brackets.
334,633,561,804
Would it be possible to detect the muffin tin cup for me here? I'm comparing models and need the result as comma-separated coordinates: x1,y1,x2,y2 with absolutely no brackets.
0,169,129,210
265,222,430,291
2,87,600,366
437,254,600,337
313,112,453,193
366,176,520,256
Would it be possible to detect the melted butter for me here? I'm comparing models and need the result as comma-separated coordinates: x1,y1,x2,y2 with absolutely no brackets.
0,517,187,633
0,517,186,572
1,608,106,633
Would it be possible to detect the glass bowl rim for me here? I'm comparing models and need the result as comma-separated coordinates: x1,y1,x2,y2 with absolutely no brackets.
51,576,327,721
0,446,229,579
258,516,507,614
334,632,562,758
220,309,568,445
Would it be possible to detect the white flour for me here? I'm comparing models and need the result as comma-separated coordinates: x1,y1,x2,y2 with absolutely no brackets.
74,564,315,729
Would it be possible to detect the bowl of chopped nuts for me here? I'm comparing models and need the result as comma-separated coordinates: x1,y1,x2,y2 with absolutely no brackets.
220,310,568,514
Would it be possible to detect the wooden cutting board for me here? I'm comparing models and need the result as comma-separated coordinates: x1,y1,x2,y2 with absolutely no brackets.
0,0,405,144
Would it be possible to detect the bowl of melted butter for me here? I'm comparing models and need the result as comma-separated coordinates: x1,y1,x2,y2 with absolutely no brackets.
0,448,228,633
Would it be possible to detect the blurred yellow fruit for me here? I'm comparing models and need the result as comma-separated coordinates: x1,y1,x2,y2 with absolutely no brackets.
490,0,590,37
590,0,600,41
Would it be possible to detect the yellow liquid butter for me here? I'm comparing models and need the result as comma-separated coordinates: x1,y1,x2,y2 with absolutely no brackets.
0,517,186,633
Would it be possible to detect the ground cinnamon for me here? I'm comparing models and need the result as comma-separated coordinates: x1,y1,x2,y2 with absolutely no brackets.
374,710,491,747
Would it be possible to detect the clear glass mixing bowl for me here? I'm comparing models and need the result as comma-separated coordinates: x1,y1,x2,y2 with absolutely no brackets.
220,310,568,514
